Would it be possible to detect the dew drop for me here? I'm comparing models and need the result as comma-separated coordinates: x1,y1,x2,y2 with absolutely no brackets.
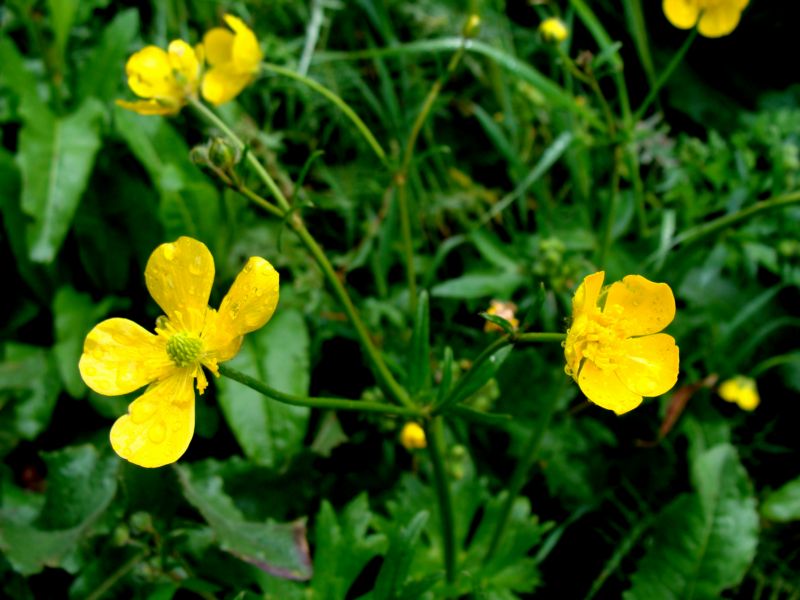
163,244,176,261
188,256,203,275
148,421,167,444
254,287,264,297
131,402,156,424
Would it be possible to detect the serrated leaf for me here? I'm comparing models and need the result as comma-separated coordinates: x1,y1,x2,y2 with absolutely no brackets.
310,494,386,598
176,464,312,581
217,309,310,468
625,444,758,600
761,477,800,523
17,99,105,262
370,511,430,600
0,445,119,575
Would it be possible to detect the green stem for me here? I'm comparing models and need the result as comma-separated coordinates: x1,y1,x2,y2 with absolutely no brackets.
427,416,457,587
219,364,422,417
189,98,291,212
485,384,562,560
599,148,623,267
260,62,390,168
393,28,472,314
434,332,565,415
85,551,148,600
671,190,800,249
191,100,412,409
633,28,697,123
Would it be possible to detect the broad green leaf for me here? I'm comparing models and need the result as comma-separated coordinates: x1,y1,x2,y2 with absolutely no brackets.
407,291,430,395
217,309,310,468
431,271,526,299
0,344,61,453
0,445,119,575
310,494,386,599
761,477,800,523
76,9,139,102
176,464,312,581
625,444,758,600
52,286,121,398
17,98,105,262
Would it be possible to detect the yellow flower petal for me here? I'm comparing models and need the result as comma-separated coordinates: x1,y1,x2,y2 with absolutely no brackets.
604,275,675,337
115,98,179,116
719,376,759,411
79,318,173,396
662,0,700,29
145,237,215,334
200,65,252,106
224,14,263,71
578,361,642,415
203,27,234,66
616,334,679,397
203,257,280,361
697,5,742,37
125,46,178,100
167,39,200,91
110,369,195,468
572,271,605,318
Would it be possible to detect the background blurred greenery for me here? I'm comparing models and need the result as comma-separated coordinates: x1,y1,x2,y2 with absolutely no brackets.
1,0,800,598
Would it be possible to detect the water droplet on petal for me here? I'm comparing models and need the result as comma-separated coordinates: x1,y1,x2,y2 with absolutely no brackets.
131,401,157,424
163,244,176,261
148,421,167,444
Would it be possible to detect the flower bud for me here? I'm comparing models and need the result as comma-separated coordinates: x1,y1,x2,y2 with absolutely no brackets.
539,17,568,43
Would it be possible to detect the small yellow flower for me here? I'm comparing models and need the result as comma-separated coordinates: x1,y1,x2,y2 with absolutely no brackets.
564,272,679,414
400,422,427,450
718,376,759,411
201,14,263,106
484,300,519,333
79,237,279,468
662,0,749,38
117,40,202,115
539,17,569,43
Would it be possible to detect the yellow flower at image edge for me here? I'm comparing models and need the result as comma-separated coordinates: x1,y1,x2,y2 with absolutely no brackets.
564,272,679,414
79,237,279,467
663,0,749,38
202,14,263,106
718,376,759,411
117,40,201,115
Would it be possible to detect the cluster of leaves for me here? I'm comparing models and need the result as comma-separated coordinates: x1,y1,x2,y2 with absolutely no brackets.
1,0,799,598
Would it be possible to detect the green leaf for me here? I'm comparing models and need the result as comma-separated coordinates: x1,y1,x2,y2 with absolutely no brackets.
370,511,430,600
217,308,310,468
446,345,513,409
47,0,80,59
0,445,119,575
431,272,526,300
479,312,516,335
310,494,386,599
76,9,139,102
176,464,312,581
625,444,758,600
52,286,122,398
407,291,430,395
17,98,106,262
0,36,46,112
761,477,800,523
0,344,61,453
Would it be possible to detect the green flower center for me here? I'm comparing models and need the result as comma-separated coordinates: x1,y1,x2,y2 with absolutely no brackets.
166,332,203,367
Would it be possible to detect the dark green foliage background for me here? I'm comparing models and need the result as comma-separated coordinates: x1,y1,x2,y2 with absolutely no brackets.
1,0,799,598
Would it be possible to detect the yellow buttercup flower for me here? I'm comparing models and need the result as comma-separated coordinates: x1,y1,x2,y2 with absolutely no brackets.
201,14,263,106
718,376,759,411
117,40,202,115
400,422,427,450
539,17,569,43
564,272,679,414
662,0,749,38
79,237,279,468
